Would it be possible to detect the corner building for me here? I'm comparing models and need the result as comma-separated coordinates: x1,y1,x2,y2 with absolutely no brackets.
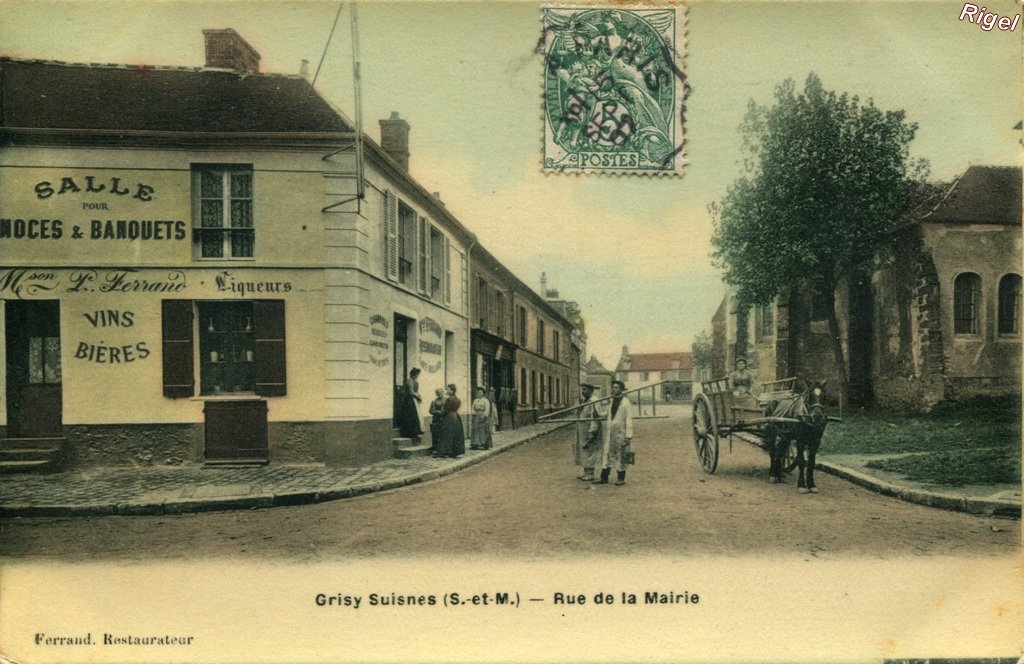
0,30,477,469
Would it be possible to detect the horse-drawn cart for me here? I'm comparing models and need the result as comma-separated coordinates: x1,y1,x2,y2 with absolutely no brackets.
692,376,838,491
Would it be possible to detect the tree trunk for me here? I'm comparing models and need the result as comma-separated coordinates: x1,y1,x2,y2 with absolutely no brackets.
824,287,849,409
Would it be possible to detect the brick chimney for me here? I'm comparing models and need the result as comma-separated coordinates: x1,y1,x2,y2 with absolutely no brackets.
203,29,260,74
379,112,410,171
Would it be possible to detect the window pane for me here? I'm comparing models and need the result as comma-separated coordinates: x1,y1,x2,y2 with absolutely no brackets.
231,200,252,228
200,170,222,198
954,274,980,334
202,230,224,258
29,337,44,383
231,229,254,258
998,275,1021,335
231,171,252,198
44,337,61,383
201,200,224,227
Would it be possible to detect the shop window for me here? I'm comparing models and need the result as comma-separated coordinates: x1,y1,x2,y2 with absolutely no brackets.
199,302,256,395
953,272,981,335
192,165,253,259
161,299,286,398
998,274,1021,336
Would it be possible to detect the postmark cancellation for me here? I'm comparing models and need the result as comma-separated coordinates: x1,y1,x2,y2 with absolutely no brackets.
541,4,688,175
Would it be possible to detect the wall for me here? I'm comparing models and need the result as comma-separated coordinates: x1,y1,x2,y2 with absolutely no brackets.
925,221,1022,398
318,159,470,463
871,226,947,410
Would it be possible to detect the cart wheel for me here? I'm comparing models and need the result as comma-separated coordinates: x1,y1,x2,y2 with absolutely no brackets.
692,394,719,474
782,438,799,473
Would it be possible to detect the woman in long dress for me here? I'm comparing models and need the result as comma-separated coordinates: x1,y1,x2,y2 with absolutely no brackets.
435,384,465,458
397,368,424,442
427,388,446,453
470,387,493,450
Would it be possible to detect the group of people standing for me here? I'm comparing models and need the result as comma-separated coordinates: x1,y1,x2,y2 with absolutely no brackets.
574,380,634,485
400,368,637,485
396,368,497,459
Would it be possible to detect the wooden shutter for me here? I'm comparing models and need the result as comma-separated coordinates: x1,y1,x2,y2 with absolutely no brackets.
254,300,286,396
162,299,194,398
385,190,399,281
444,236,452,304
417,216,428,294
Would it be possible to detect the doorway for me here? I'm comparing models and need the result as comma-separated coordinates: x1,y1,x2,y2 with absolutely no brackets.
393,314,412,426
5,300,63,437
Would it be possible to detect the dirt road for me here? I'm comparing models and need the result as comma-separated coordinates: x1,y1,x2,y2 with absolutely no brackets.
1,407,1018,561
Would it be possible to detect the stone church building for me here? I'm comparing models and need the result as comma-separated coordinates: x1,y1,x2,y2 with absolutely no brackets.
711,165,1022,410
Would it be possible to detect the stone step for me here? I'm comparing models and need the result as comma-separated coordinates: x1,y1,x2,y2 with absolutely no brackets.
393,443,433,459
391,437,414,448
0,437,66,473
2,437,65,450
0,458,61,474
0,447,63,462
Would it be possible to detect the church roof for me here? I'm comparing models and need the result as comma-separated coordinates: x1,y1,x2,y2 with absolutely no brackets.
926,165,1021,226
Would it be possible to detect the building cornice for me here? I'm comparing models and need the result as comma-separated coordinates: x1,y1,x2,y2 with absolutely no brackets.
0,127,357,151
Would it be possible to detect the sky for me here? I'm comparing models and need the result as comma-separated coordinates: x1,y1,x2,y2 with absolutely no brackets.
2,0,1020,368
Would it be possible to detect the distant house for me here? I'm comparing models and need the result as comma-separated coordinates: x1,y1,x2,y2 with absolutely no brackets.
711,165,1022,410
614,347,693,401
582,354,615,398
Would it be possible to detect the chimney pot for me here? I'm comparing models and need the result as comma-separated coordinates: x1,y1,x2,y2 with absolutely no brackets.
379,112,411,171
203,28,261,74
300,59,310,78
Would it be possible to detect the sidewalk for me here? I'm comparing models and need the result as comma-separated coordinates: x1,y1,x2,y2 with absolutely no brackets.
733,432,1020,519
0,422,566,518
1,422,1019,519
816,453,1021,519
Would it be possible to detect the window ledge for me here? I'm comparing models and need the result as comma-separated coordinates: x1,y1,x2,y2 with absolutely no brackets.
192,393,261,402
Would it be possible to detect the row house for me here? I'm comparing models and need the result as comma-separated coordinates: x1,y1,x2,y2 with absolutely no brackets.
470,252,580,428
710,165,1022,410
0,30,476,470
540,272,588,390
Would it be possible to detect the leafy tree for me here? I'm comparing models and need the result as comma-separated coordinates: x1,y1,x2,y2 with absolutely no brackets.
691,329,712,377
710,73,928,398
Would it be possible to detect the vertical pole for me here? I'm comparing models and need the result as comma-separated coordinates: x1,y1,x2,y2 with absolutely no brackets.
350,3,365,208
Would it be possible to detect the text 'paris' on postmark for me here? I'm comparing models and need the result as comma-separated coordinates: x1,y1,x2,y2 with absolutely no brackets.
540,4,688,176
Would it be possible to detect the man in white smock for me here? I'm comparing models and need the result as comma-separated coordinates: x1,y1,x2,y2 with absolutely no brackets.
593,380,633,485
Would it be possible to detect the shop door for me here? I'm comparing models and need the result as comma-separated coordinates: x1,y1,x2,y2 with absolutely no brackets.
5,300,63,437
393,314,410,426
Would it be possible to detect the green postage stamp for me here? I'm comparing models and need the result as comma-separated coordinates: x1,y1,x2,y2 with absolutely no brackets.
541,4,687,175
